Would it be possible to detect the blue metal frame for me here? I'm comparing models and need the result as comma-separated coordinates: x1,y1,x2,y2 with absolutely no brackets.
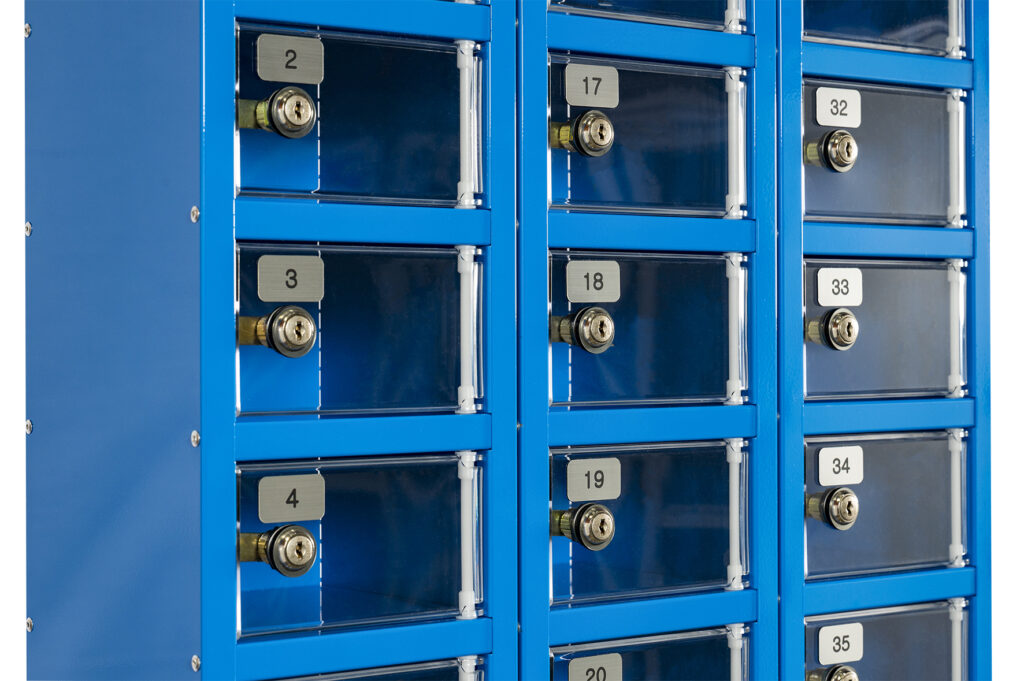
777,1,991,678
517,2,778,678
198,1,518,678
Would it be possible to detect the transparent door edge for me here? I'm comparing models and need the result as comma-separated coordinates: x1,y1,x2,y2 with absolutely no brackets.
948,90,967,227
456,40,482,209
804,599,963,624
727,623,746,681
948,259,967,397
456,450,482,620
726,439,746,590
949,430,967,567
726,253,748,404
725,71,748,219
457,246,483,413
549,626,742,655
725,0,745,33
950,598,967,681
947,0,965,58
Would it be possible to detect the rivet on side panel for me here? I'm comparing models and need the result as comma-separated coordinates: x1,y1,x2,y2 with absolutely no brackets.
24,222,32,237
25,618,33,632
190,655,201,672
189,206,200,223
24,24,31,38
25,420,33,435
190,430,200,447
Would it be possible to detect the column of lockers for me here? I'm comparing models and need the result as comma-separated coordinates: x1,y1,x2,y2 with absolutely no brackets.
199,2,519,679
518,2,778,679
779,1,991,680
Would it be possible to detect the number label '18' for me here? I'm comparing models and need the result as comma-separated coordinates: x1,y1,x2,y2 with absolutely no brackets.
817,445,864,486
816,268,863,307
566,260,621,304
817,623,864,665
815,87,862,128
564,64,620,109
568,653,623,681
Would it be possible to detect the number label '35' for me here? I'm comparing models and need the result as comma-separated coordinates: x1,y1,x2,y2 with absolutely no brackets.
818,623,864,665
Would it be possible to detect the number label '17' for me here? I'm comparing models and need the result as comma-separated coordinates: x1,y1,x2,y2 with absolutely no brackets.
564,64,620,108
568,653,623,681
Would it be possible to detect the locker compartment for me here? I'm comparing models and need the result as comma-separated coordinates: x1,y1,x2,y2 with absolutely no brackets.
550,441,748,605
548,55,746,216
805,601,968,681
549,251,747,407
551,627,748,681
237,453,482,638
237,25,480,206
803,259,966,400
549,0,740,31
277,658,483,681
236,242,481,416
804,431,967,580
803,0,964,57
803,79,965,226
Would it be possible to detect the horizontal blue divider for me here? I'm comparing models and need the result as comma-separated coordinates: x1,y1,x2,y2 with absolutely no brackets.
804,222,974,259
548,589,758,646
803,398,975,435
235,197,491,247
804,568,976,616
548,212,756,253
235,413,492,460
802,41,973,89
235,617,492,681
234,0,491,41
548,12,755,68
548,405,756,446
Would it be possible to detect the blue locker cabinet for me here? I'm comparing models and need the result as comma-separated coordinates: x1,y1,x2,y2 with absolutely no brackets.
25,0,989,680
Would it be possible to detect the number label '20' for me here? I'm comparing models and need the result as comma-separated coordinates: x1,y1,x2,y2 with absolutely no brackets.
568,653,623,681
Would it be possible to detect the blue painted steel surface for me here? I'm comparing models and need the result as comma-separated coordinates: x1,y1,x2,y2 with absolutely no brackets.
25,1,202,679
779,1,990,678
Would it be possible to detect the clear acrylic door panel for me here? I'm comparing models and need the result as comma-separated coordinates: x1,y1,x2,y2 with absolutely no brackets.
237,25,480,206
279,659,483,681
803,0,964,56
550,441,747,605
803,259,966,400
549,251,747,407
549,0,738,31
551,628,748,681
804,431,967,580
549,55,746,216
237,454,481,638
805,601,968,681
237,242,481,416
803,79,965,226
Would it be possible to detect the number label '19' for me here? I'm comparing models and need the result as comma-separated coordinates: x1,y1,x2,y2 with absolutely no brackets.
815,87,862,128
817,623,864,665
817,445,864,486
816,268,863,307
566,458,621,502
566,260,621,304
568,653,623,681
564,64,620,109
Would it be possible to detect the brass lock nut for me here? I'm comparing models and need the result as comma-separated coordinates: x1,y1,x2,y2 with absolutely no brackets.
238,524,318,577
807,487,860,531
238,305,317,358
806,307,859,351
551,503,616,551
238,86,317,139
550,306,615,354
550,109,615,157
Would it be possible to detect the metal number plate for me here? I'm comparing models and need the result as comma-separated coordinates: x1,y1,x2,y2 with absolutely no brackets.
567,458,622,502
818,623,864,665
816,268,863,307
564,64,620,109
566,261,621,303
256,34,325,85
815,87,862,128
257,255,325,303
818,446,864,486
258,474,326,524
568,653,623,681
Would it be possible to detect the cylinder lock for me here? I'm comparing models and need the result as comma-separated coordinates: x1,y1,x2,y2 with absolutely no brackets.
807,487,860,531
806,129,858,173
238,86,317,139
806,307,859,351
237,305,318,358
238,524,318,577
550,109,615,157
551,503,616,551
550,306,615,354
807,665,859,681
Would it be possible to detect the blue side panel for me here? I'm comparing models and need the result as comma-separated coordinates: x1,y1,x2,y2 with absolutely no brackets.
25,1,201,679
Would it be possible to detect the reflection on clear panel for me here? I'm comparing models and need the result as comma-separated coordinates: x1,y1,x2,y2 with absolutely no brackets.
803,0,964,57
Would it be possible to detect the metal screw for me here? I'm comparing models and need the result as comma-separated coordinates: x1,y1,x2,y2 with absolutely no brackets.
24,23,31,38
26,618,33,632
191,655,201,672
190,430,200,447
24,222,32,237
25,420,33,435
189,206,200,223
